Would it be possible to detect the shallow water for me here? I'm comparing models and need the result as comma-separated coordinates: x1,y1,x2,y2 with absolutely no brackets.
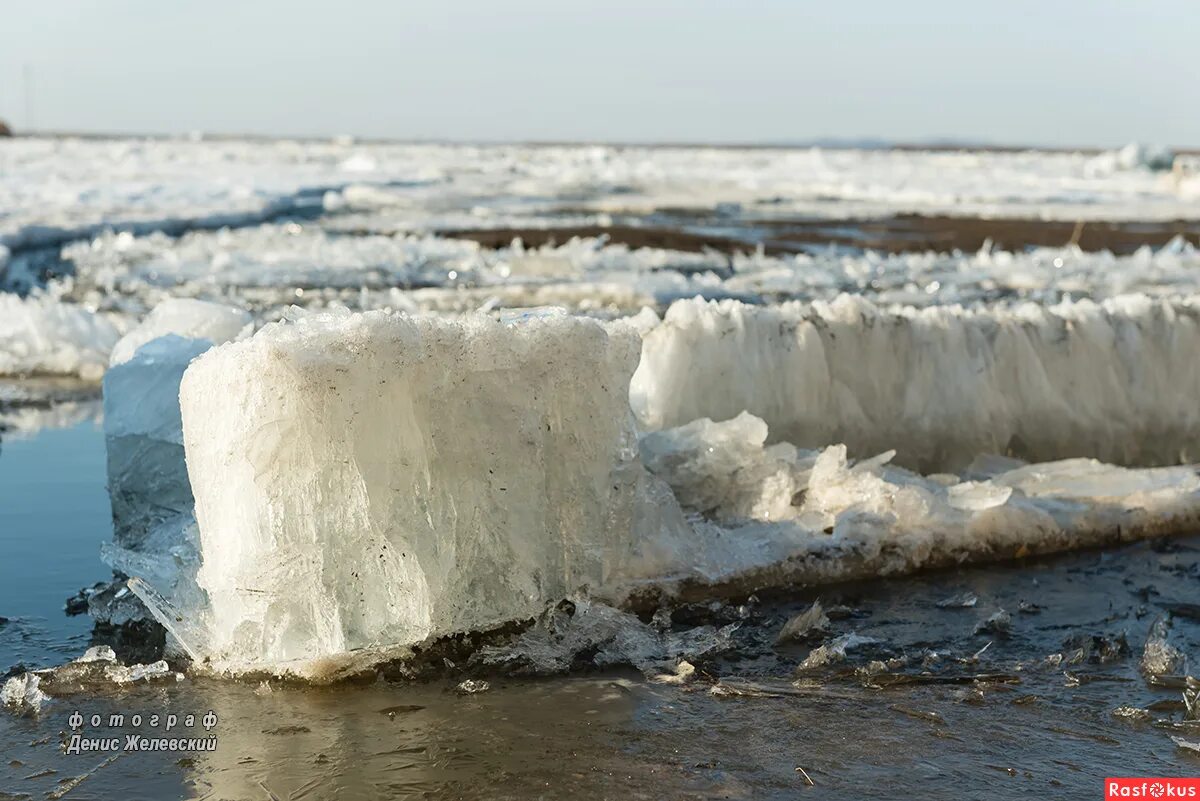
3,418,1200,800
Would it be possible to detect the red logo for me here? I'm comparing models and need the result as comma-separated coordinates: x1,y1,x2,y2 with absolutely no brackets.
1107,779,1200,798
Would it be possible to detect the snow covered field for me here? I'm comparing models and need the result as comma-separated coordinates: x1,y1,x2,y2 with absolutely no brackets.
3,136,1200,677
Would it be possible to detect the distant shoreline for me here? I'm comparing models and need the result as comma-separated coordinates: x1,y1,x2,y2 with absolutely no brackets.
6,129,1198,156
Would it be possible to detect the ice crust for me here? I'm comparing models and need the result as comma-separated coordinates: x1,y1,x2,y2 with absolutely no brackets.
176,310,690,674
632,294,1200,471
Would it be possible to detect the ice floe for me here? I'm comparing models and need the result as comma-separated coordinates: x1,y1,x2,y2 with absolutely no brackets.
99,300,252,625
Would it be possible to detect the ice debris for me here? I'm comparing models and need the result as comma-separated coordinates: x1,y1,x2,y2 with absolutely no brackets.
1141,618,1187,676
936,593,978,609
974,610,1012,636
650,660,697,685
640,412,802,523
798,633,880,670
0,672,49,716
775,600,830,644
473,598,736,676
2,646,182,716
0,292,124,380
455,678,491,695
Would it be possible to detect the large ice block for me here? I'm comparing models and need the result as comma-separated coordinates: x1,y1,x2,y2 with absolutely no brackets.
178,310,684,674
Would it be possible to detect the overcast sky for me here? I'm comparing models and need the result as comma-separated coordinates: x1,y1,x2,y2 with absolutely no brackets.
2,0,1196,147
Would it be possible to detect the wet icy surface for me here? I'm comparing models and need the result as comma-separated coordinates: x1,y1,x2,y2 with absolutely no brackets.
3,421,1200,799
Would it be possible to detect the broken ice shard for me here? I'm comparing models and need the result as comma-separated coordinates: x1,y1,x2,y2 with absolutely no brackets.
178,310,690,675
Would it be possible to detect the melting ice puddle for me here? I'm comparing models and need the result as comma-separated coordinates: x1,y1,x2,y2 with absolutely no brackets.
5,412,1200,800
0,419,110,671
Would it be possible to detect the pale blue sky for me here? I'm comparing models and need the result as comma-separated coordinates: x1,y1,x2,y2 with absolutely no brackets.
2,0,1196,146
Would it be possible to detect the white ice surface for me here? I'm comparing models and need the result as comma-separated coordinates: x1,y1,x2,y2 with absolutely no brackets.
632,294,1200,471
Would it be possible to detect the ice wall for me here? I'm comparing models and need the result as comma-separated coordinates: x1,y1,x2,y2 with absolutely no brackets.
177,310,690,675
632,294,1200,472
